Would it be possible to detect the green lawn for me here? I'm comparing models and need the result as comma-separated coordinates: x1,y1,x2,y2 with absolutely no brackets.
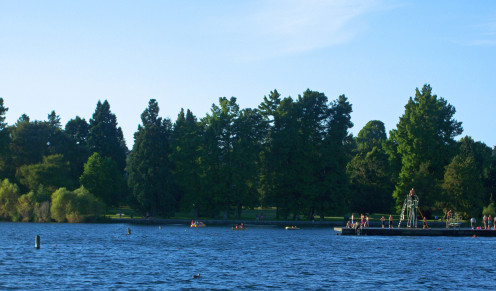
107,206,453,222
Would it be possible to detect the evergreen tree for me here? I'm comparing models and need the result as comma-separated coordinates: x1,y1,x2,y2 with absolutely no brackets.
9,121,51,169
0,98,7,130
231,108,266,218
16,114,30,124
347,120,393,213
127,99,176,216
172,109,205,218
87,100,128,172
64,117,92,182
0,98,10,179
391,84,463,213
47,110,61,129
266,96,299,219
201,97,241,219
356,120,387,152
258,90,282,214
65,116,90,145
294,90,330,220
485,147,496,208
320,94,353,217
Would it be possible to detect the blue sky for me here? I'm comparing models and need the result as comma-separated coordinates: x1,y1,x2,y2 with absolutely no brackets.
1,0,495,148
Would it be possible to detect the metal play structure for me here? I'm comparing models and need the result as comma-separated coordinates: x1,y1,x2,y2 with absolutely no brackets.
398,190,419,228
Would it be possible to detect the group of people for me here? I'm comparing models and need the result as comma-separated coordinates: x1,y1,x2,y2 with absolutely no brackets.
345,214,395,229
472,214,496,230
190,221,205,227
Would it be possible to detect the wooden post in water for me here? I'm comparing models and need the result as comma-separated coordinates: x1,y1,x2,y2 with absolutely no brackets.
35,235,40,249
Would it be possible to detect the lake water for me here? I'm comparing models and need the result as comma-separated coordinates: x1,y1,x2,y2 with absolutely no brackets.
0,222,494,290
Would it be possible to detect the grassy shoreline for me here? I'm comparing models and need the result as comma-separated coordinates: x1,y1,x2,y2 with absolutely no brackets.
108,217,454,228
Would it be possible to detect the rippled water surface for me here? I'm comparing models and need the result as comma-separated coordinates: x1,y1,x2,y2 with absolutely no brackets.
1,222,495,290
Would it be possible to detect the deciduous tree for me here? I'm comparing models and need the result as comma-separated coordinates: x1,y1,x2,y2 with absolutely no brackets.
0,179,20,221
16,154,75,193
80,152,125,207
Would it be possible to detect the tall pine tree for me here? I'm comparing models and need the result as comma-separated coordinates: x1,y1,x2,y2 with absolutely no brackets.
127,99,176,216
391,84,463,213
87,100,128,172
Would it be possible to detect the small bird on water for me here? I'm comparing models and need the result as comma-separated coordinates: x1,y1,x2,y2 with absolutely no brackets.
193,273,200,279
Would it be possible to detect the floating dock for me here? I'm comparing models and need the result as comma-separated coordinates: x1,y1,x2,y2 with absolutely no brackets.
334,227,496,237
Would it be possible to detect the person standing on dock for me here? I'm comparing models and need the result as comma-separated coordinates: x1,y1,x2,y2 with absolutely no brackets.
380,216,385,229
483,214,488,229
488,215,493,230
494,216,496,230
389,215,393,229
470,217,476,229
445,210,453,229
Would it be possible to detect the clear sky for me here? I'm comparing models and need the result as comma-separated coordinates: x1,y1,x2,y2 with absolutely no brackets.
1,0,495,149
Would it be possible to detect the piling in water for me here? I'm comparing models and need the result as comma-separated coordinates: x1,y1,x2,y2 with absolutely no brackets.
35,235,40,249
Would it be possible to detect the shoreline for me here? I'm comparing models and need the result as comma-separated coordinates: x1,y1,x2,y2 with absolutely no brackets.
109,218,452,228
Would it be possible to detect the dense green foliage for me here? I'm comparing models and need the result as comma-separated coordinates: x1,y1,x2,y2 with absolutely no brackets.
0,179,20,221
17,154,75,193
347,120,393,213
171,109,204,218
80,152,126,208
88,100,128,172
390,85,463,215
0,84,494,222
51,186,103,222
127,99,176,217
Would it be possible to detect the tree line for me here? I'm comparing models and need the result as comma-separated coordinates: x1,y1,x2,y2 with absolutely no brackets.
0,84,495,222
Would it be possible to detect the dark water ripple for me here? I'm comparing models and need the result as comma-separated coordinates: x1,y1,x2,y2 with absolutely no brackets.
0,222,495,290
